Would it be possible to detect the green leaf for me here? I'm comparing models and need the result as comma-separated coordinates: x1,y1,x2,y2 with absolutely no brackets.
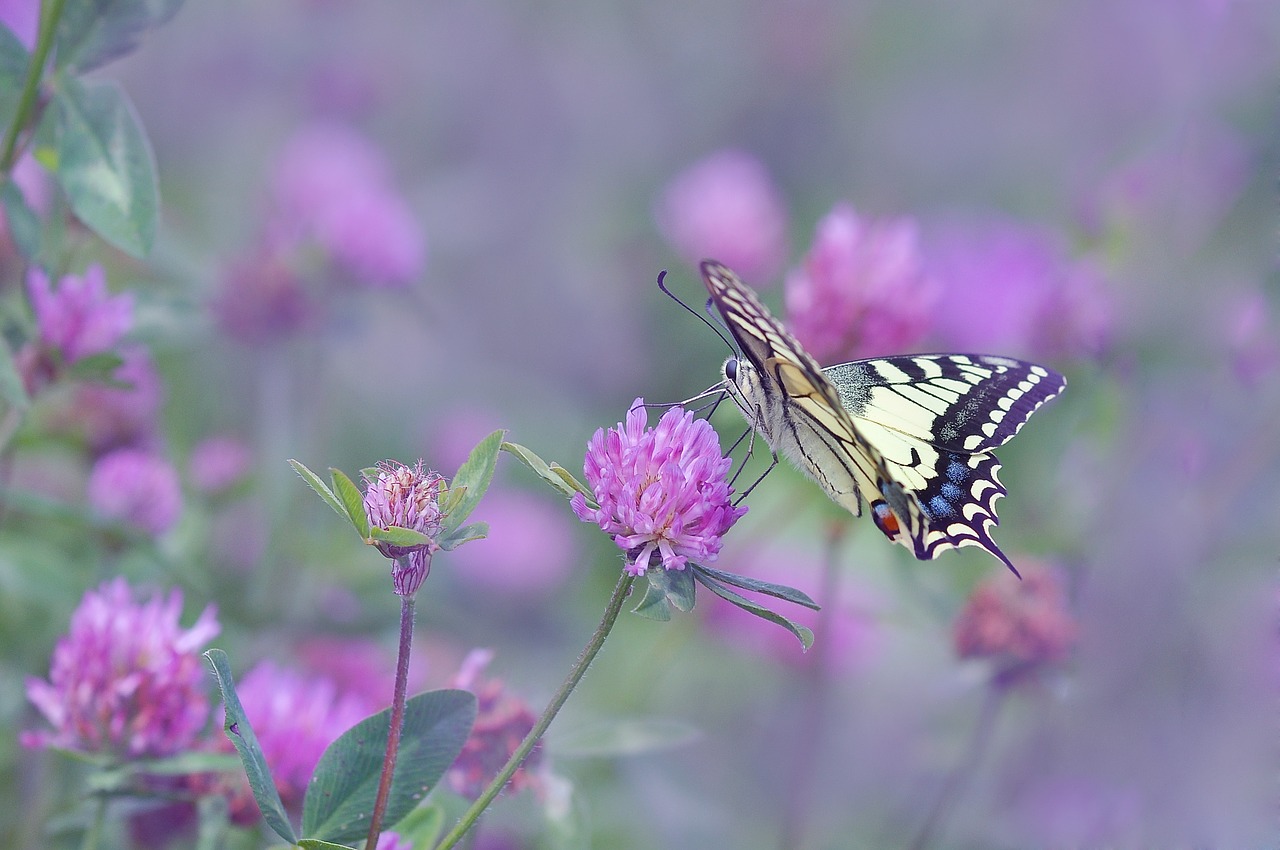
296,841,358,850
368,524,430,548
329,468,369,538
55,0,186,73
302,689,477,844
64,351,125,384
442,429,503,535
289,459,346,519
653,567,696,613
692,571,814,651
631,580,672,621
694,563,819,610
0,340,30,413
203,649,298,846
437,521,488,551
436,483,466,518
1,177,41,260
52,78,158,257
500,441,592,505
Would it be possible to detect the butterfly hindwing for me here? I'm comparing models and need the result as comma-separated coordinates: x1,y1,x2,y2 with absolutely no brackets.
700,260,1065,573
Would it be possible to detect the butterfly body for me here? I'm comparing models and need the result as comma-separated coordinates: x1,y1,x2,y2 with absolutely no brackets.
702,260,1065,573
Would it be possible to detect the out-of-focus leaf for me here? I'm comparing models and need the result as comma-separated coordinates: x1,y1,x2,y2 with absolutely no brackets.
329,468,369,538
694,563,819,610
0,179,41,260
289,459,346,519
52,78,157,257
64,351,124,384
391,803,446,849
194,793,230,850
55,0,186,74
302,689,477,845
438,521,487,551
547,717,701,758
0,23,27,129
0,340,30,413
693,569,814,650
442,429,503,535
203,648,297,846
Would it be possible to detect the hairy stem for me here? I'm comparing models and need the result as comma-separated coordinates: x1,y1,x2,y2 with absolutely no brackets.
366,592,416,849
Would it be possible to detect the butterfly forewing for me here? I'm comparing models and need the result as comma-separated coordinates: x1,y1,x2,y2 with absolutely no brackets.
700,260,1064,573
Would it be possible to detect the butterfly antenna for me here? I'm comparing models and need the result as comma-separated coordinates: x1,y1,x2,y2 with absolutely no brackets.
657,269,736,354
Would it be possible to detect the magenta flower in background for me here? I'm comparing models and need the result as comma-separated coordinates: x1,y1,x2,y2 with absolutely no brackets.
23,578,220,757
785,202,937,362
363,460,445,596
450,487,575,595
62,345,163,455
927,220,1112,359
216,660,375,819
27,264,133,364
0,0,38,50
446,649,543,801
213,253,314,345
189,435,253,495
657,149,788,284
87,449,184,536
270,122,426,287
572,400,746,576
953,565,1078,678
374,833,413,850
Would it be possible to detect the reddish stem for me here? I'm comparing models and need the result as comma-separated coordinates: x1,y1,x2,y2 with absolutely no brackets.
366,592,416,849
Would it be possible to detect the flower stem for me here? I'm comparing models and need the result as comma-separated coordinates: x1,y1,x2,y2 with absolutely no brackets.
0,0,65,175
434,571,636,850
366,592,417,850
906,680,1008,850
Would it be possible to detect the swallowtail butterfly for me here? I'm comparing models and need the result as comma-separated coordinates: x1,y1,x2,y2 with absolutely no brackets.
702,260,1065,575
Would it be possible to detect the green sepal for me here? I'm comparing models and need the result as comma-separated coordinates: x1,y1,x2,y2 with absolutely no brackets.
368,524,431,549
289,459,346,520
500,441,595,506
630,580,672,621
0,178,41,260
203,648,297,845
329,468,369,538
631,568,695,620
692,568,814,651
51,77,158,257
694,563,819,610
301,689,477,844
441,429,503,536
438,521,488,551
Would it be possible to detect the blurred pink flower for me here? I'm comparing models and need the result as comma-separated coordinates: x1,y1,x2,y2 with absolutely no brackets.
213,253,314,345
189,435,252,495
1222,290,1278,386
270,122,426,287
953,565,1078,679
449,487,575,595
363,460,445,596
375,833,413,850
217,660,375,819
572,400,746,576
27,264,133,364
88,449,183,535
0,0,38,50
657,150,788,284
784,202,937,362
64,345,164,454
704,543,878,671
927,221,1112,359
447,649,543,801
23,578,220,757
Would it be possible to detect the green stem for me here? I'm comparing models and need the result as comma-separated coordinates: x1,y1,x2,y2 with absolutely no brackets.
79,795,105,850
0,0,66,175
434,571,636,850
366,592,416,850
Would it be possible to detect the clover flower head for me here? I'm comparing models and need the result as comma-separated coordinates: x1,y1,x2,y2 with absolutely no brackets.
446,649,543,801
953,565,1078,679
571,400,746,576
27,264,133,364
23,578,220,758
88,448,184,536
363,460,445,596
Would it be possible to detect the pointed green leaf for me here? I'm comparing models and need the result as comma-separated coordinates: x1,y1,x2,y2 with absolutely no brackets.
500,441,590,504
203,649,297,845
302,689,477,844
0,340,30,413
329,468,369,538
297,841,358,850
437,483,467,519
694,564,819,610
52,78,157,257
368,525,431,548
289,459,346,519
442,429,503,535
631,580,672,621
438,521,488,551
549,463,594,501
1,179,41,260
55,0,186,74
693,572,814,651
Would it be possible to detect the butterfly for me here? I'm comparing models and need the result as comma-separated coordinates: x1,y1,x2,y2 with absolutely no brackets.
701,260,1066,576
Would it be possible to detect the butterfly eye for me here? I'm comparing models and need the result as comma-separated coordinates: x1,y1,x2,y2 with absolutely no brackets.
724,358,739,382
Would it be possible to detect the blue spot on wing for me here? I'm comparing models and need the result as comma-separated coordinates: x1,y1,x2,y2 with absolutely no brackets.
927,495,955,518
